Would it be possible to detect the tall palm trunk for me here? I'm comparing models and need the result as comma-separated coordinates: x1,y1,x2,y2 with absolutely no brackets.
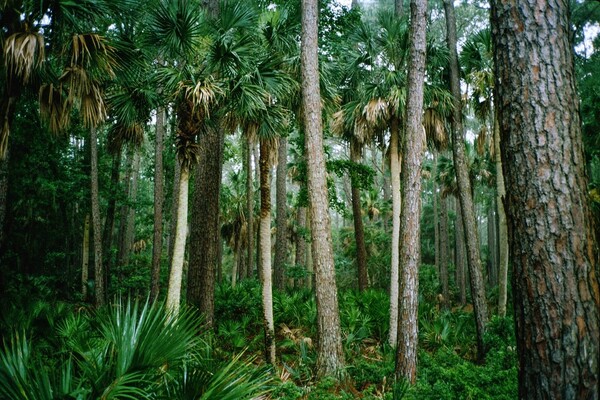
492,0,599,395
151,105,166,300
301,0,345,377
246,136,254,279
102,152,121,293
433,155,440,276
90,126,105,307
187,124,224,328
350,141,368,291
166,168,189,315
274,136,288,291
388,117,401,347
443,0,488,361
439,191,450,308
168,155,181,263
295,206,308,286
494,114,509,317
82,214,90,300
117,149,133,271
487,203,498,286
259,139,276,364
395,0,427,383
455,200,467,305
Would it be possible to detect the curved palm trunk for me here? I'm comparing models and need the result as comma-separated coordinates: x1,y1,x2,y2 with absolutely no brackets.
301,0,345,377
492,1,599,396
90,126,105,307
494,115,509,317
350,141,368,291
151,105,166,300
166,168,189,315
259,139,276,365
274,136,288,291
443,0,488,361
395,0,427,383
388,117,401,347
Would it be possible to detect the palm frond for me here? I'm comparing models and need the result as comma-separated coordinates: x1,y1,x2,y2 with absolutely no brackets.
423,107,447,151
39,84,71,133
4,31,45,83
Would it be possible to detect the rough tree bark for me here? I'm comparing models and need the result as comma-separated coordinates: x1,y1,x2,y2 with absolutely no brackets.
246,136,254,279
82,214,90,300
350,140,368,292
443,0,488,362
494,114,509,317
101,152,121,293
439,191,450,308
395,0,427,383
455,201,467,305
295,206,308,286
274,136,288,291
491,0,600,397
301,0,345,377
150,105,165,300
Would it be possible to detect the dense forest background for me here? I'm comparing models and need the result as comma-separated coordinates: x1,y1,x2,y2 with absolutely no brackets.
0,0,598,399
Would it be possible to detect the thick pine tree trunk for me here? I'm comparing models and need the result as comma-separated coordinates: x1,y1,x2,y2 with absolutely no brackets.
166,168,189,315
90,126,105,307
187,124,223,328
443,0,488,362
274,136,288,291
259,139,276,365
151,105,165,300
301,0,345,377
350,141,368,292
491,1,599,397
388,117,401,347
395,0,427,383
494,114,509,317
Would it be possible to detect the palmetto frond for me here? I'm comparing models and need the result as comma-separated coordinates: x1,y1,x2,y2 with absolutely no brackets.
3,30,44,84
423,107,448,151
147,0,203,59
70,34,116,79
364,98,390,126
39,84,71,133
80,83,107,128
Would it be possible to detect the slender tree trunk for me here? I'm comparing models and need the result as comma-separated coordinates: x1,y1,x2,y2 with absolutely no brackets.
246,136,254,279
90,126,105,307
350,141,368,292
439,193,450,308
187,124,223,328
117,148,134,272
487,203,498,287
82,214,90,300
295,206,308,285
151,105,165,300
168,155,181,264
395,0,427,383
443,0,488,362
388,117,401,347
494,114,509,317
274,136,288,291
491,1,599,396
301,0,345,376
433,155,440,276
102,152,121,294
395,0,404,18
0,148,9,251
232,238,240,288
166,168,189,315
124,150,140,263
259,139,276,364
455,201,467,305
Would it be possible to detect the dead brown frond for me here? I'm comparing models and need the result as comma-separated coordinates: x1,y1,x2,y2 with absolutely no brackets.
476,126,487,156
330,110,345,137
423,108,447,151
422,169,431,180
60,66,92,103
39,84,71,134
176,136,201,172
353,114,372,146
364,98,389,126
80,84,107,128
4,31,44,83
70,34,116,78
0,119,9,160
110,123,144,149
184,77,223,121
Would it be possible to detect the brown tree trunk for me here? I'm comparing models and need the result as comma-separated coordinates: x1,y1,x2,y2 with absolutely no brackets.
433,155,440,276
168,153,181,264
0,148,9,251
82,214,90,300
151,105,165,300
491,1,600,396
439,193,450,308
395,0,427,384
350,141,368,292
395,0,404,17
295,206,308,285
443,0,488,362
455,200,467,305
259,139,276,364
487,203,498,287
388,117,401,347
274,136,288,290
117,148,133,273
90,126,105,307
246,136,254,279
102,152,121,294
124,150,140,263
187,123,223,328
301,0,345,377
